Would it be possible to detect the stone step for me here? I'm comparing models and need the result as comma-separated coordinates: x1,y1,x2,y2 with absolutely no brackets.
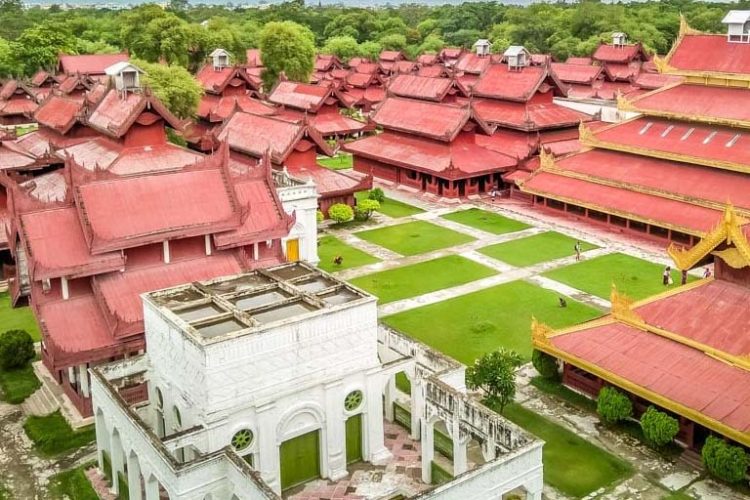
85,467,117,500
21,384,60,416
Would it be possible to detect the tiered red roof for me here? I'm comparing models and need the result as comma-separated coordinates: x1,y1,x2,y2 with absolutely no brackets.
58,53,129,76
666,33,750,74
386,74,453,102
551,63,603,85
370,97,473,141
592,43,647,64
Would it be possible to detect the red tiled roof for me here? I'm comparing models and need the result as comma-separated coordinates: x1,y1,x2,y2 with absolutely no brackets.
95,254,243,325
58,53,128,75
379,51,403,62
387,74,452,102
551,63,603,84
603,62,640,81
417,54,438,65
550,320,750,436
246,49,263,67
345,131,517,178
218,111,304,162
543,139,581,156
592,43,645,63
356,63,379,75
195,65,254,93
635,280,750,357
213,177,289,249
554,147,750,211
440,48,463,60
393,61,417,74
593,80,639,100
0,97,37,117
0,141,36,170
455,53,492,74
630,83,750,124
417,65,447,78
287,164,370,199
472,99,588,131
565,57,592,65
86,90,142,136
632,72,683,90
31,70,52,87
668,34,750,75
372,97,470,141
592,117,750,171
197,94,275,122
268,81,330,111
20,207,124,280
346,72,375,88
473,130,536,160
472,64,549,102
33,95,82,134
310,108,367,136
520,171,723,235
75,167,239,252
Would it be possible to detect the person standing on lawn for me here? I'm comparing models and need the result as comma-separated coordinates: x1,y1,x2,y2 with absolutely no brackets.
663,266,672,286
574,241,582,261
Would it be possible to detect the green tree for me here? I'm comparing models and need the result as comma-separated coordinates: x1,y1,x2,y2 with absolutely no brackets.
328,203,354,224
466,348,522,413
418,34,445,54
322,35,360,60
133,59,203,119
596,386,632,425
640,407,679,448
531,350,559,380
354,199,380,221
358,41,382,61
13,21,77,75
0,37,22,77
702,436,749,484
168,0,189,12
0,330,35,370
367,187,385,203
378,33,407,51
259,21,315,89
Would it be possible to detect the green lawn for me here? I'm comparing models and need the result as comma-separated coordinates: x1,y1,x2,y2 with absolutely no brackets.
543,253,697,301
479,232,597,267
0,363,40,404
47,462,98,500
317,235,380,273
355,192,424,218
355,221,475,256
317,153,353,170
24,411,95,457
0,292,41,341
441,208,530,235
383,280,601,364
350,255,496,304
501,402,633,498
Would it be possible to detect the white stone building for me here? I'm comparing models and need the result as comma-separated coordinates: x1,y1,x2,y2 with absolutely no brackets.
91,263,543,499
273,169,320,265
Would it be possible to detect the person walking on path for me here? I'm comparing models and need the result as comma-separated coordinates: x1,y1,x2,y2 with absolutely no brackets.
703,267,712,279
574,241,582,261
663,266,672,286
681,269,688,285
490,186,497,202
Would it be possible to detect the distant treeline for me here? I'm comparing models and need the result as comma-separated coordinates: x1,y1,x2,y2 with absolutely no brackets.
0,0,746,78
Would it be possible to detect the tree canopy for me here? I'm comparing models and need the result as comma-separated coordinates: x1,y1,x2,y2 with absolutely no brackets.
259,20,315,89
133,58,203,119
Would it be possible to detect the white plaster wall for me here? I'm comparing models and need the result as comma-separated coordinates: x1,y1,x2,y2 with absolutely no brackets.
278,183,319,265
553,97,640,123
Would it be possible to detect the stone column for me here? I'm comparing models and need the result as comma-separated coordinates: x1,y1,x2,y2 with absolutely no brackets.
127,454,143,500
383,376,396,422
410,378,423,441
143,474,160,500
255,402,281,495
323,381,347,480
365,372,390,465
452,435,468,476
421,419,434,484
79,364,90,398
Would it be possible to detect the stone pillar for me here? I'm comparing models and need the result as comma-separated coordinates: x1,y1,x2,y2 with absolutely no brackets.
79,364,90,398
255,402,281,495
61,277,69,300
421,419,434,484
162,240,170,264
410,378,423,440
383,376,396,422
144,474,160,500
110,432,124,495
323,381,347,480
127,454,143,500
253,242,259,261
205,234,212,256
524,476,544,500
95,412,109,475
365,372,390,465
452,433,468,476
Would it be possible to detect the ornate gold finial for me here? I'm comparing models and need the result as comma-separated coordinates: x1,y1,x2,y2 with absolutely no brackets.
531,316,552,347
610,284,643,325
578,121,595,145
616,92,636,113
539,148,556,170
652,55,675,75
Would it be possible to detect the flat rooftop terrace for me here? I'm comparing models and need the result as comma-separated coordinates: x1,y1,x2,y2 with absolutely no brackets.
146,262,373,345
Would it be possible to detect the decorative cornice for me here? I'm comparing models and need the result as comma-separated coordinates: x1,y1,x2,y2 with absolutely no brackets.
531,316,552,348
609,285,643,325
538,148,557,170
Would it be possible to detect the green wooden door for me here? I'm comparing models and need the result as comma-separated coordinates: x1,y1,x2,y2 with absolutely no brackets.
346,414,363,464
280,430,320,490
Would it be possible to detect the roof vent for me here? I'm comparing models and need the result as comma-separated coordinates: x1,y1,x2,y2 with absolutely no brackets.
503,46,530,71
474,39,491,57
722,10,750,43
210,48,230,71
105,62,143,96
612,32,627,47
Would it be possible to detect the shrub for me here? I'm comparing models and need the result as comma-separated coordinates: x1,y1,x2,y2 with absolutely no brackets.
466,348,522,413
640,407,679,448
531,349,559,380
355,199,380,221
702,435,749,484
328,204,354,224
368,187,385,203
596,386,632,425
0,329,35,370
316,210,324,224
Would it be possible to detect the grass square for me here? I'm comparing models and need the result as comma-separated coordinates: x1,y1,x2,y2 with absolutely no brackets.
382,280,601,364
349,255,497,304
355,221,474,256
441,208,530,235
479,231,597,267
0,363,40,404
542,253,697,301
317,235,380,273
501,403,633,497
0,292,40,341
355,192,424,218
317,153,353,170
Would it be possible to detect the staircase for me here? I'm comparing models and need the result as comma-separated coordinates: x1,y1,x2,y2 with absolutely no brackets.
85,467,117,500
21,381,59,416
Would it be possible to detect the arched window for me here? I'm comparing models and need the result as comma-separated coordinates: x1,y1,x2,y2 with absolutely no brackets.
155,388,164,410
173,406,182,429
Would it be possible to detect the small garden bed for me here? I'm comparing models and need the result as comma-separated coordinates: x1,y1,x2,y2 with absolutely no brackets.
47,462,99,500
24,411,95,456
0,362,40,404
441,208,529,235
